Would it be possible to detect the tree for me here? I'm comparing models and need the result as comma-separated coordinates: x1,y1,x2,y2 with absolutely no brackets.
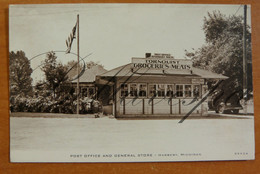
65,60,84,80
185,11,252,99
41,51,69,97
9,51,33,96
86,61,103,69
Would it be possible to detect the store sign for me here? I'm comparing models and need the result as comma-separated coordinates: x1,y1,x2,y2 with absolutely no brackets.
151,53,174,58
192,78,205,84
132,57,192,70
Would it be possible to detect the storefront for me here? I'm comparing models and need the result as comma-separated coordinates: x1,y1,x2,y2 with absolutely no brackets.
96,53,228,118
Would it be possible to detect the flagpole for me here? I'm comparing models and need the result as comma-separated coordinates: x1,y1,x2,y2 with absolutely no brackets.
77,14,80,115
243,5,247,113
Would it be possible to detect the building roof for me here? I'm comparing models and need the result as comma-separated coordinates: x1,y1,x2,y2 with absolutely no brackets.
191,67,228,79
98,63,228,79
71,65,107,83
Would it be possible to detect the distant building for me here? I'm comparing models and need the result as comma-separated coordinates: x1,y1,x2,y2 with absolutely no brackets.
71,65,107,99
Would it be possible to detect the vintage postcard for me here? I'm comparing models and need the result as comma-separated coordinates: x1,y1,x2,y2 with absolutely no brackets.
9,3,255,162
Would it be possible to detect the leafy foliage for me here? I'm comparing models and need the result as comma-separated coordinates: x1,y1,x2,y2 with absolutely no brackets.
185,11,252,98
9,51,102,114
86,61,103,69
9,51,33,96
41,51,69,96
10,94,97,114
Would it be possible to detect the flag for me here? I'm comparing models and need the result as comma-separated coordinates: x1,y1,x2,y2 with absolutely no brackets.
65,22,77,54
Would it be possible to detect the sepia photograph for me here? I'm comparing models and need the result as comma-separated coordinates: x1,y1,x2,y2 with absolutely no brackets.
9,3,254,162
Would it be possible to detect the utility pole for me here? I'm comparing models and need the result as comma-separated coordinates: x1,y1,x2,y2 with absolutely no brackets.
77,14,80,114
243,5,247,111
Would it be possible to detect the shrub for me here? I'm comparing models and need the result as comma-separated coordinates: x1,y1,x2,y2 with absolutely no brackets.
10,93,97,114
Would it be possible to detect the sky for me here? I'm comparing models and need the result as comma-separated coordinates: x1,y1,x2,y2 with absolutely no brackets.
9,3,251,84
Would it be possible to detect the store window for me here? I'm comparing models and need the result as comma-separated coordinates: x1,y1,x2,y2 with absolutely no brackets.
149,84,157,97
120,83,128,97
176,85,183,97
139,84,147,97
81,87,88,97
157,84,165,97
184,85,192,97
89,87,95,98
166,84,174,98
129,84,138,97
193,85,200,98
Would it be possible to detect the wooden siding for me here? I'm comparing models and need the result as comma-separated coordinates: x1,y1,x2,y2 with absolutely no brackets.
180,99,201,114
144,99,153,115
115,77,207,117
124,99,143,115
117,98,204,116
153,99,171,114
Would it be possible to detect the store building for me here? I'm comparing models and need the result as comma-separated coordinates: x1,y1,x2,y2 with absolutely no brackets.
96,53,228,118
